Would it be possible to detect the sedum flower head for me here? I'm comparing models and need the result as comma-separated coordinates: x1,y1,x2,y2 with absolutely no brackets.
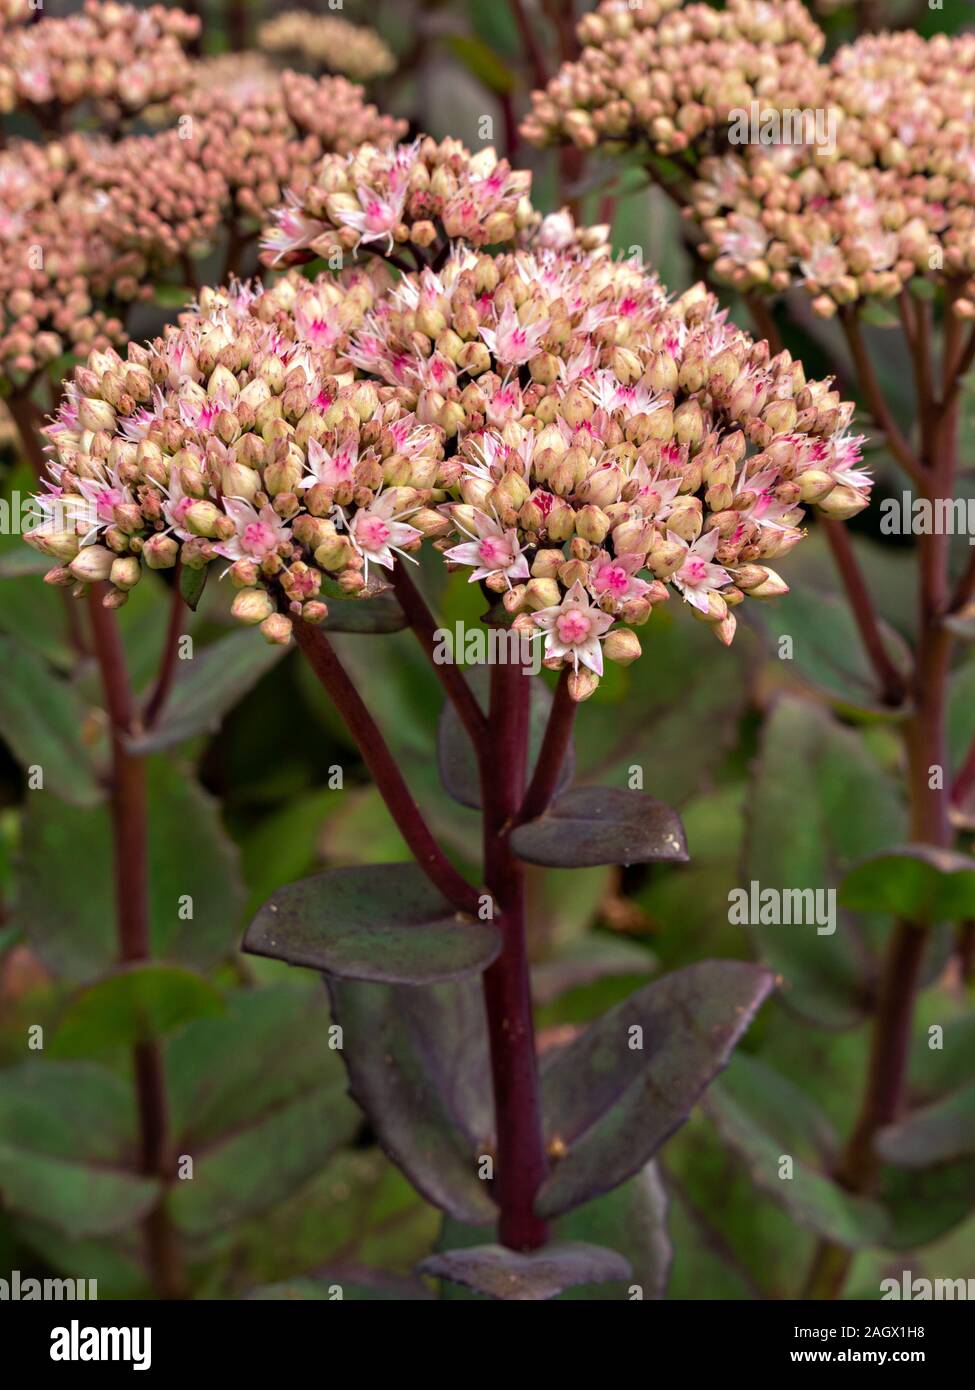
31,149,870,685
257,11,396,84
0,1,199,128
261,137,536,269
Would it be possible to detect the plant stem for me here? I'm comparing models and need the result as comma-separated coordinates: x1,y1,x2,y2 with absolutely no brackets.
389,565,488,752
292,618,480,915
804,319,957,1301
819,518,907,706
87,590,184,1299
840,309,923,483
143,573,185,729
517,666,577,824
480,659,549,1250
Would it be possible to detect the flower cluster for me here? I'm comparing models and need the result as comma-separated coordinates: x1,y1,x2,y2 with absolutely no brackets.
692,30,975,315
257,10,396,83
0,1,199,129
523,0,975,318
521,0,824,159
261,136,535,269
30,181,870,687
171,69,406,230
0,138,128,378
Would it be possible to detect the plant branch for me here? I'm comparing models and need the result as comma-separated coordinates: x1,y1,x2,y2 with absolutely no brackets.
292,618,480,915
389,565,488,752
142,573,186,729
508,0,550,90
819,518,907,706
840,309,923,483
517,666,577,824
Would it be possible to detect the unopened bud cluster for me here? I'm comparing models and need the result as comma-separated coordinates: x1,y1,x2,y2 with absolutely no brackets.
257,11,396,84
521,0,823,160
0,1,199,126
523,0,975,318
30,165,870,682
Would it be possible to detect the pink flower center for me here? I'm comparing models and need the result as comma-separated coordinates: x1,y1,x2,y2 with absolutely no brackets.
242,521,277,556
599,565,629,596
477,536,509,567
357,515,391,552
683,557,708,585
556,609,593,645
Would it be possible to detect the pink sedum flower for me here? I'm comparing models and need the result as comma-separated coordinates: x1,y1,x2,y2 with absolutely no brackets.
443,510,530,587
533,580,616,676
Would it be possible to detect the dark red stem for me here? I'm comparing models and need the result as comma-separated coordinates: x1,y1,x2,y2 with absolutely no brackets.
143,574,186,728
389,565,488,753
481,660,549,1250
292,618,480,915
87,590,184,1299
517,666,577,824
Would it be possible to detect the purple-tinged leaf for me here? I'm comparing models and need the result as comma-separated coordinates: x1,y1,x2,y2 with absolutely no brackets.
437,664,574,810
511,786,687,869
877,1082,975,1168
243,863,499,985
326,975,496,1224
420,1240,630,1301
50,964,224,1057
536,961,774,1218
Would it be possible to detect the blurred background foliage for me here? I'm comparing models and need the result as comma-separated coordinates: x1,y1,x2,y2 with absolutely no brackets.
0,0,973,1300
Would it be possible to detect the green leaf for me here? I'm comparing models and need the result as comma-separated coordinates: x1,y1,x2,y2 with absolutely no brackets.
536,960,775,1218
16,758,244,982
326,974,496,1224
877,1082,975,1168
744,696,907,1028
444,35,516,96
705,1080,888,1248
0,1143,157,1239
178,564,207,612
420,1240,629,1300
51,964,224,1058
0,1061,136,1164
511,787,688,869
128,629,285,754
244,863,498,984
0,635,103,805
166,984,349,1148
748,590,909,715
840,845,975,923
0,549,50,577
320,590,407,633
574,604,753,803
169,1086,359,1237
437,665,574,811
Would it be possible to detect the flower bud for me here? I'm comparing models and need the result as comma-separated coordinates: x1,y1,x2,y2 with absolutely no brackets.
184,501,223,538
110,556,142,591
143,535,179,570
232,588,275,625
69,545,115,583
567,668,600,702
604,628,642,666
260,613,293,645
525,577,561,610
